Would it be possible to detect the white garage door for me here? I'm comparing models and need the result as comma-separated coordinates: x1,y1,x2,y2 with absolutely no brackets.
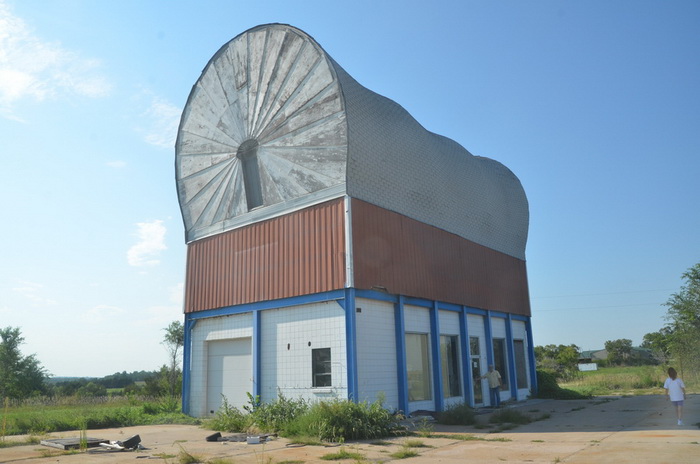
206,338,252,414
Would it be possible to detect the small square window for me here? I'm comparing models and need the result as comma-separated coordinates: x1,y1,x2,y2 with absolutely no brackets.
312,348,332,387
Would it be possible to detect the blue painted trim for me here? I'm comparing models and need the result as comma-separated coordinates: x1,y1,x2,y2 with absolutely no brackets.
511,314,529,322
395,296,409,415
344,288,358,401
430,301,443,412
505,314,518,399
187,290,346,320
252,310,261,399
464,306,488,316
459,306,474,407
355,289,399,303
484,311,494,367
437,301,462,312
488,310,510,319
182,315,197,415
526,317,538,394
403,296,433,308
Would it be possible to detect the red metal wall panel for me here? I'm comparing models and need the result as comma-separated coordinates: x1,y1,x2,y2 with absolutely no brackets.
184,199,346,313
351,199,531,316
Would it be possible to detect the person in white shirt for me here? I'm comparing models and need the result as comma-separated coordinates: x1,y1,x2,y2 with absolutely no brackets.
663,367,686,426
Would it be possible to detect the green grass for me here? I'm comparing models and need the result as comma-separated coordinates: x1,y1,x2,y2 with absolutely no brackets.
0,396,199,436
403,438,431,448
390,447,420,459
559,366,673,396
320,447,364,460
436,402,476,425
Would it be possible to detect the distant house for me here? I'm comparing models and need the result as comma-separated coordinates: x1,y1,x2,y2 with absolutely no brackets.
579,347,654,365
175,24,535,418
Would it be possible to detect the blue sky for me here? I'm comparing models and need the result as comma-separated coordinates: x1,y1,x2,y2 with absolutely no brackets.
1,0,698,377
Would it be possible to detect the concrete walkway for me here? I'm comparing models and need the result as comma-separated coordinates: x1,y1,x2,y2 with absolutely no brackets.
0,394,697,463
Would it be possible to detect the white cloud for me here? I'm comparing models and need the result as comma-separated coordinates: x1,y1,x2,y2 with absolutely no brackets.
142,96,181,148
0,1,112,116
83,304,124,323
127,220,167,267
106,160,126,168
12,280,57,306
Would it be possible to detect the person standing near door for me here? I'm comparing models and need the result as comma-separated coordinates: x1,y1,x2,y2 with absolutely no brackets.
481,365,503,408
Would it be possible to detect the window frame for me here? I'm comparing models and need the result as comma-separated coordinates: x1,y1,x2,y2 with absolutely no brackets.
405,332,432,402
312,347,332,388
492,338,509,391
440,334,462,398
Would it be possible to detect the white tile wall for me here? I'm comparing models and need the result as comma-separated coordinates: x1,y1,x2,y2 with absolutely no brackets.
491,316,506,338
404,305,430,333
439,310,460,335
260,301,347,403
355,298,399,410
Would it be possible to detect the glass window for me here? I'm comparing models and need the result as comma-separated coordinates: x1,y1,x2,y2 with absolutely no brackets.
469,336,483,404
514,340,528,389
441,335,461,398
312,348,331,387
492,338,509,391
406,333,432,401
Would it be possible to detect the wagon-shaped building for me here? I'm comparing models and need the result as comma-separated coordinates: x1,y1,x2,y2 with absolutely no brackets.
176,23,535,416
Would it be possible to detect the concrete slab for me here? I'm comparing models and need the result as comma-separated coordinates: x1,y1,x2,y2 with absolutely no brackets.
0,394,697,463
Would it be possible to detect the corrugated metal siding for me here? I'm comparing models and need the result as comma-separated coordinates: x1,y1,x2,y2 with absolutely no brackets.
184,199,346,313
351,199,531,316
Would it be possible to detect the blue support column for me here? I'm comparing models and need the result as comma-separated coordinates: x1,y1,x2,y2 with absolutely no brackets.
459,306,474,407
344,288,358,401
505,314,518,399
395,296,409,415
525,317,538,394
252,310,262,399
484,311,494,367
182,316,197,415
430,301,444,412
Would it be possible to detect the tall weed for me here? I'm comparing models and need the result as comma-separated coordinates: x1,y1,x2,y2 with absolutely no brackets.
284,399,404,442
244,392,308,433
206,396,251,432
436,402,476,426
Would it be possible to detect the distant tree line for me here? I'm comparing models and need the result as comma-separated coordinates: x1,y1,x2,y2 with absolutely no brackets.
0,321,184,401
536,262,700,380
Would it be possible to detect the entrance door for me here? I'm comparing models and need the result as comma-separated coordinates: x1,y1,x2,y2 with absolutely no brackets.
469,337,483,404
206,338,252,415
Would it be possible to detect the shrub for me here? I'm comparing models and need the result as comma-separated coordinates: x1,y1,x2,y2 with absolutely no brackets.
284,399,404,442
536,370,590,400
489,409,531,425
244,392,308,433
436,402,476,426
205,396,251,432
142,397,181,415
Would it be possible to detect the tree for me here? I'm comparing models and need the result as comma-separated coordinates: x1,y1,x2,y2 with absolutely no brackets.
534,344,581,380
162,321,184,397
0,327,49,399
641,327,672,363
663,263,700,377
604,339,632,366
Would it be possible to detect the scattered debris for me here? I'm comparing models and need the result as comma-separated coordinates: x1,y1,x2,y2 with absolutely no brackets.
205,432,276,444
41,437,108,450
40,434,143,452
97,434,143,451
